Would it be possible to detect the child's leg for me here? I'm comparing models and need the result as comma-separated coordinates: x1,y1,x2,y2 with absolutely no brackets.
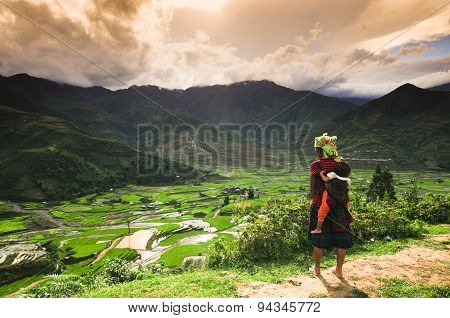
335,248,346,277
311,220,324,234
313,246,323,275
316,220,323,231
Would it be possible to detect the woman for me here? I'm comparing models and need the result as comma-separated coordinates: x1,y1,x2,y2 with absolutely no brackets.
308,133,353,278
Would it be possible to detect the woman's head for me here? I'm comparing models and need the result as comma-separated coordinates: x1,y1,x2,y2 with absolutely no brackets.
315,147,324,159
335,161,351,177
314,133,341,161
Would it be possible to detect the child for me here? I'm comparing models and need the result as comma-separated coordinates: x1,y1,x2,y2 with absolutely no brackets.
311,161,352,234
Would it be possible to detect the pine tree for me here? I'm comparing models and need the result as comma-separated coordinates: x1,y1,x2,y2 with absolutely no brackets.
381,168,396,201
367,165,396,201
367,165,383,201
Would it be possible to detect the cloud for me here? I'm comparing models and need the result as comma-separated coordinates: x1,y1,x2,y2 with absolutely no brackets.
325,55,450,97
0,0,156,87
396,43,429,57
346,43,429,65
0,0,448,97
295,22,323,47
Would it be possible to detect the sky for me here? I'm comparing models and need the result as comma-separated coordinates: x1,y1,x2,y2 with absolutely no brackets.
0,0,449,97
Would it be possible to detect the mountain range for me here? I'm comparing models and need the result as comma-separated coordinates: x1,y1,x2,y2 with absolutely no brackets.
0,73,448,200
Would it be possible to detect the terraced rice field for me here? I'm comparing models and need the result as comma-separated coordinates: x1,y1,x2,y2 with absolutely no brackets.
0,168,448,296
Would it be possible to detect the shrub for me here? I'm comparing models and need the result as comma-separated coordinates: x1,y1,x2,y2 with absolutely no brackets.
231,201,259,218
26,275,86,298
100,259,137,284
406,194,450,224
231,197,310,264
207,236,238,268
209,191,430,268
351,199,425,240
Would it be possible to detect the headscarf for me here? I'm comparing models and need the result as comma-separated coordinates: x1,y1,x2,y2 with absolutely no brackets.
314,133,341,161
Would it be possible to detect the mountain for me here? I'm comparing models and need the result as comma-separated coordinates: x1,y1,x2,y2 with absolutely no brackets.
332,84,450,169
339,97,371,106
0,74,358,170
170,80,357,124
0,74,201,144
0,106,192,200
427,82,450,92
12,74,449,201
0,74,356,137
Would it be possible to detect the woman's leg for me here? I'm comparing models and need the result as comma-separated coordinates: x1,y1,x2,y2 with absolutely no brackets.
335,248,346,277
313,246,323,274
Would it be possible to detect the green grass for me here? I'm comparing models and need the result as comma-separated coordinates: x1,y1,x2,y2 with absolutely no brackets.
0,274,46,297
2,167,449,298
63,259,93,275
155,224,180,234
91,248,139,271
55,229,137,259
28,233,47,243
0,203,13,213
160,234,236,267
0,214,28,235
120,194,146,203
22,202,47,209
159,243,210,267
51,210,108,226
144,218,185,224
424,224,450,235
159,230,205,247
378,279,450,298
61,237,111,258
205,215,233,231
85,270,243,298
101,248,138,262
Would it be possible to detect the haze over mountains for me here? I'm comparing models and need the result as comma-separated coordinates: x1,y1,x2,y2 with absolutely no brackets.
0,73,449,200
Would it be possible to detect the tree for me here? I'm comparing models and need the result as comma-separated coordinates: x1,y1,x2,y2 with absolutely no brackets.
223,195,230,206
367,165,396,201
381,168,396,201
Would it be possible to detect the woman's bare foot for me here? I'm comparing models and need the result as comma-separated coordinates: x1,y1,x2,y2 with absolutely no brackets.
309,266,321,276
332,269,343,279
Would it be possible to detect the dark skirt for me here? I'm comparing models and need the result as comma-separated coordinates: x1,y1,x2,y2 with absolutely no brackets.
308,205,353,249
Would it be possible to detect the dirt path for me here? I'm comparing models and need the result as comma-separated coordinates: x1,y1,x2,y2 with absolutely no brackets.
238,235,450,298
92,237,123,264
5,278,49,298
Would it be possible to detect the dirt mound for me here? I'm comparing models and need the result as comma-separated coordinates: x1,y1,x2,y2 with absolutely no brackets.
238,235,450,298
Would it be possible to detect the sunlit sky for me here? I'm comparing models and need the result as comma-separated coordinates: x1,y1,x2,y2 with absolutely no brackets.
166,0,230,11
0,0,449,97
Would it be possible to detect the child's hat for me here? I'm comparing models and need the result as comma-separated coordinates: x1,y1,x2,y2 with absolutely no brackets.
314,133,341,161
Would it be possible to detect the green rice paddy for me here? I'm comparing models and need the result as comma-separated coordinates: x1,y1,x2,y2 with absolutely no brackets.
0,167,448,296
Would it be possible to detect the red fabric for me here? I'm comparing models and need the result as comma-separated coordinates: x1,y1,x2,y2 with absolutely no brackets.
310,158,337,208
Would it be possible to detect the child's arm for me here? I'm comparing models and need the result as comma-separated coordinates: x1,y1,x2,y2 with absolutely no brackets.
320,171,331,182
311,191,330,234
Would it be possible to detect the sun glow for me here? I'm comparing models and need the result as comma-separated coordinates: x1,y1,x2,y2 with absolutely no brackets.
165,0,231,11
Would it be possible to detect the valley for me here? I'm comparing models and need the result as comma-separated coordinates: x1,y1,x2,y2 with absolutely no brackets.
0,74,449,298
0,167,448,297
